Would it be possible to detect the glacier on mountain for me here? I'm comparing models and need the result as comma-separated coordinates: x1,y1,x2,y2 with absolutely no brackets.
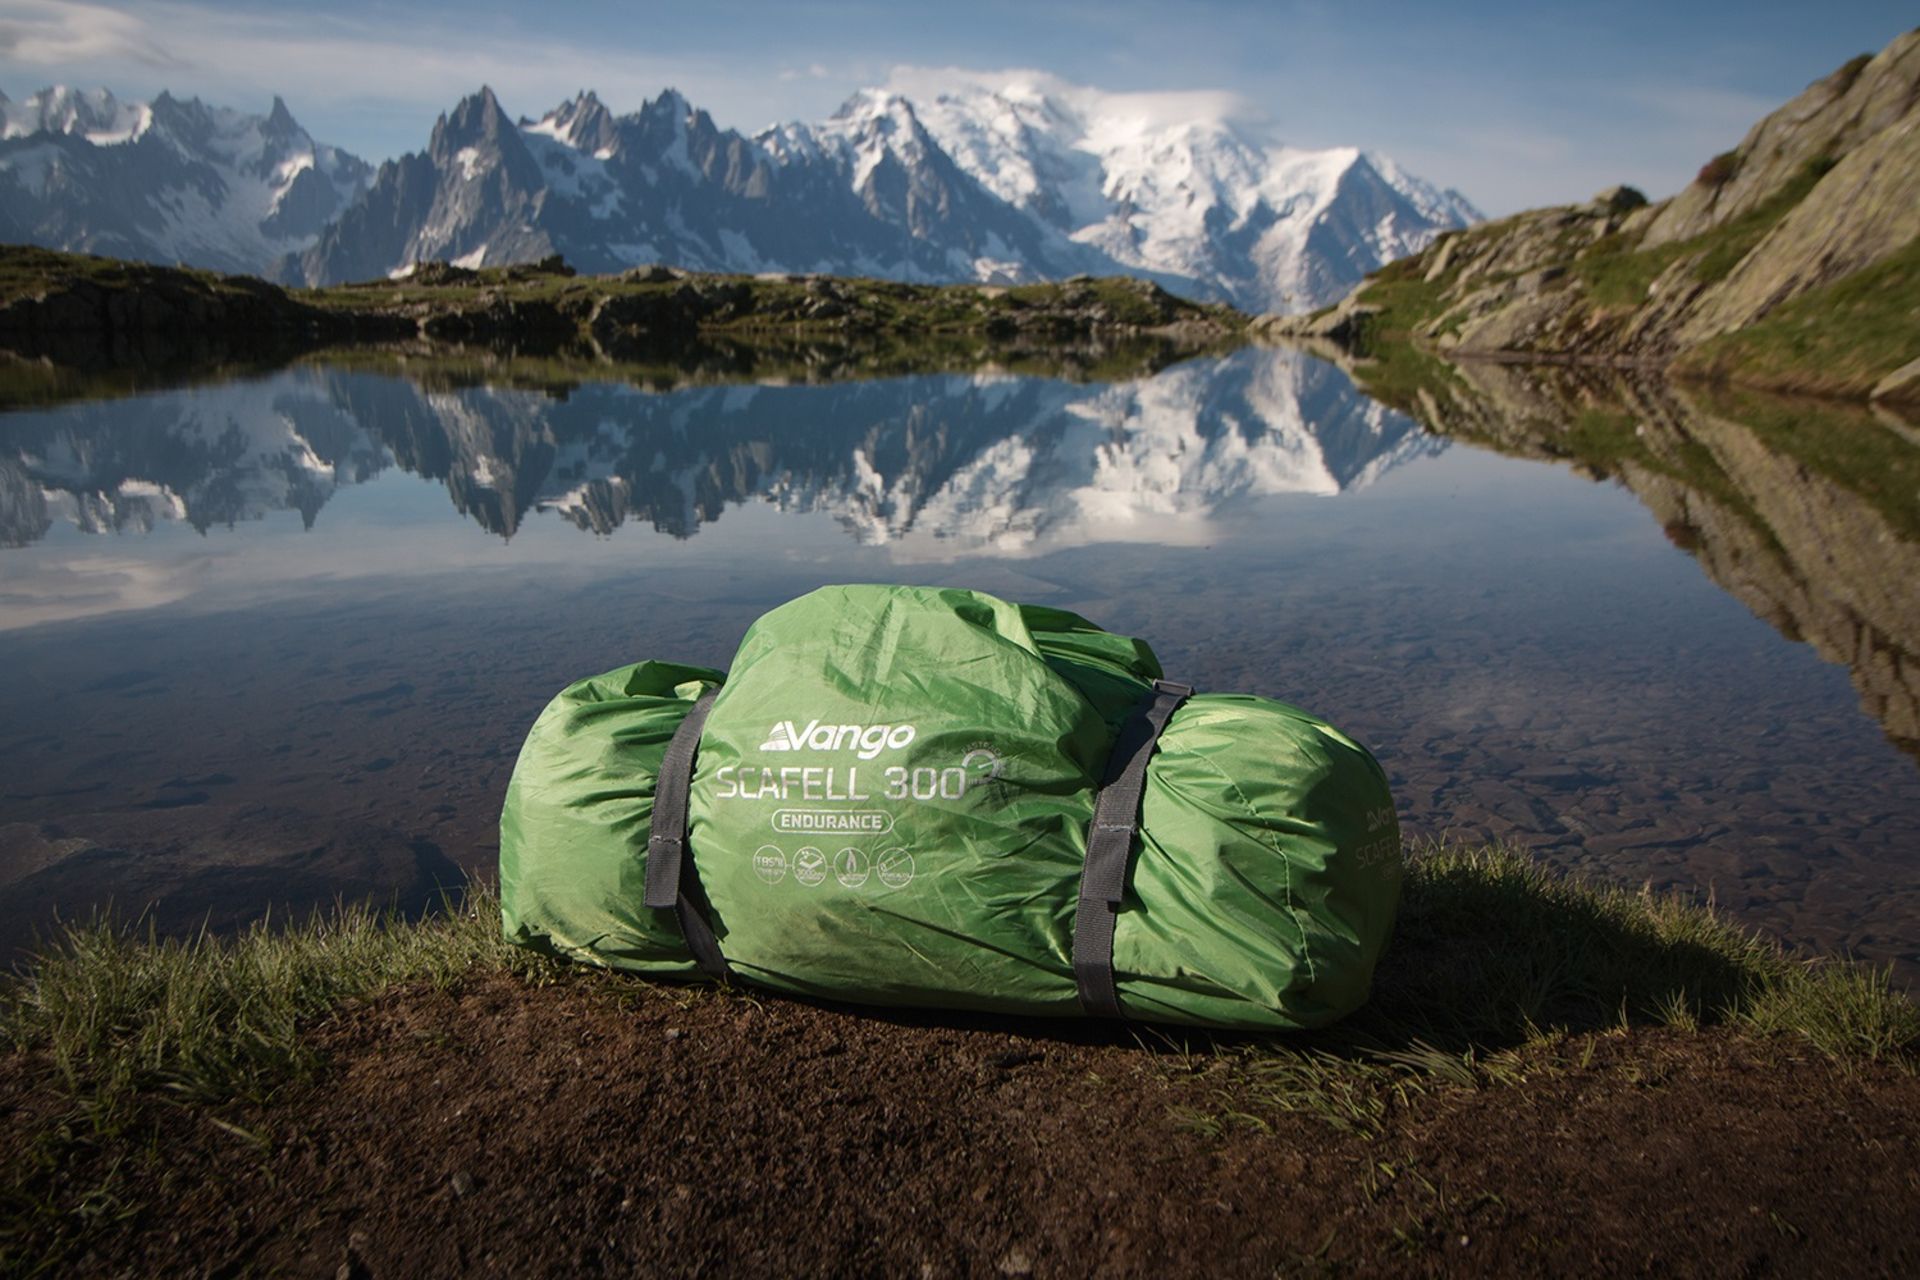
867,69,1479,311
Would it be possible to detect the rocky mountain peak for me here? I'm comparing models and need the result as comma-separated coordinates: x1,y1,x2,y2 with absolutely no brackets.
3,85,147,143
0,87,370,276
828,89,939,152
526,90,617,155
427,85,548,197
634,88,691,133
432,86,515,155
146,90,221,149
615,88,705,170
263,95,299,140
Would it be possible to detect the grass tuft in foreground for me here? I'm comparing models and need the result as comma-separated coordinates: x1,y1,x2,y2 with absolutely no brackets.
2,844,1915,1265
5,846,1913,1120
1372,844,1916,1058
0,884,550,1138
1158,843,1917,1140
4,846,1914,1128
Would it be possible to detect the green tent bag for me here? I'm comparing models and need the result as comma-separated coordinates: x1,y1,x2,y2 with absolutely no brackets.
500,585,1401,1029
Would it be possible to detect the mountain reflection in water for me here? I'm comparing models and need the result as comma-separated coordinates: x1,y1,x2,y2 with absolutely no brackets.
0,343,1916,987
0,347,1433,551
1372,357,1920,765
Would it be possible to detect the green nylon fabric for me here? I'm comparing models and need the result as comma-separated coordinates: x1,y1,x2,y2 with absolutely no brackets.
499,584,1401,1030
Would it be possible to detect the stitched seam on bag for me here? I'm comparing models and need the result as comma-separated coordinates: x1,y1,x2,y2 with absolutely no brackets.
1183,747,1318,991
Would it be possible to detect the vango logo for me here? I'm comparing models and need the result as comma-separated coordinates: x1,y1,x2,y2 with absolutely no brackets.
759,719,918,760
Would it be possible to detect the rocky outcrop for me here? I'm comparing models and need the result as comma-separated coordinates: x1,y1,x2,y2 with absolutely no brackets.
0,246,1249,412
350,267,1240,352
1268,31,1920,401
1675,100,1920,343
0,246,1244,383
0,248,407,371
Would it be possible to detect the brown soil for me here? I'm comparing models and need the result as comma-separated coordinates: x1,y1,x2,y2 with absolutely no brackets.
5,974,1919,1277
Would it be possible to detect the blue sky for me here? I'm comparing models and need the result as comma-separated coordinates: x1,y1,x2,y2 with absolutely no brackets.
0,0,1913,214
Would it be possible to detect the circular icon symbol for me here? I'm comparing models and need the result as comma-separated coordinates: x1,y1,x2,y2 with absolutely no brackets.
834,847,869,888
753,845,787,884
962,746,1002,785
793,846,828,887
877,847,915,889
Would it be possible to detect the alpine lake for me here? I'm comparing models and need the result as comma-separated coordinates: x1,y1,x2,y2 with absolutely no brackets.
2,334,1916,987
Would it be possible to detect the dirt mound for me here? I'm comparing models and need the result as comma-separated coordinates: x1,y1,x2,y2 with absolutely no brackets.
7,972,1917,1276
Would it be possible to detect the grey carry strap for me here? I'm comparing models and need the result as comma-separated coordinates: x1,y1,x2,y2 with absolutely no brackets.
1072,678,1192,1018
643,687,732,981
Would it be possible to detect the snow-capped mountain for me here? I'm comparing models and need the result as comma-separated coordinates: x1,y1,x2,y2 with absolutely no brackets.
746,347,1441,551
0,77,1475,311
293,78,1476,310
295,85,1085,291
858,70,1480,310
0,86,372,275
0,347,1439,551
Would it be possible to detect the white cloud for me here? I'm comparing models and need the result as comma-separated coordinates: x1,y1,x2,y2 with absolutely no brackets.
0,553,211,629
883,63,1266,135
0,0,184,69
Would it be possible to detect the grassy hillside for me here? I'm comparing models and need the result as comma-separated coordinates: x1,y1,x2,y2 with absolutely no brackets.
1676,236,1920,400
1287,179,1918,404
1266,32,1920,405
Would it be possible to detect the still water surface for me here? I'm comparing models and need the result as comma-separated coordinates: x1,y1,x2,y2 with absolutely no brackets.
1,347,1915,980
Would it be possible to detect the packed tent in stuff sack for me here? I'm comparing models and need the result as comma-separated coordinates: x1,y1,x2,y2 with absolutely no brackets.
499,584,1402,1030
